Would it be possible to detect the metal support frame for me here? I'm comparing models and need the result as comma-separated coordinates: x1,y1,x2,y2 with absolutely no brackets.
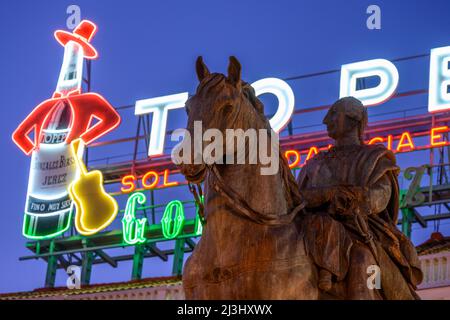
44,240,57,288
401,208,413,239
399,160,450,238
132,245,146,280
81,239,94,285
172,239,186,276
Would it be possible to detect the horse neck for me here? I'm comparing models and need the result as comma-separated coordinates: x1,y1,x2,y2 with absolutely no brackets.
214,107,291,218
215,158,290,218
204,97,294,218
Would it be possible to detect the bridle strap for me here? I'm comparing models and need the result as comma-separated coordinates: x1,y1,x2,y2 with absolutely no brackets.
188,182,206,226
209,164,305,226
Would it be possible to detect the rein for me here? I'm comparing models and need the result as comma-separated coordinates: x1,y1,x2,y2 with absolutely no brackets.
209,163,304,226
187,161,305,227
188,182,206,226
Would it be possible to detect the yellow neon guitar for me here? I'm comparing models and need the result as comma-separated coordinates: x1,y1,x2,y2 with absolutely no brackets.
69,139,118,236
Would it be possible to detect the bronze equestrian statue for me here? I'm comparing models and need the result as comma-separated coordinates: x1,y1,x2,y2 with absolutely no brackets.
297,96,423,299
177,56,318,299
177,55,422,299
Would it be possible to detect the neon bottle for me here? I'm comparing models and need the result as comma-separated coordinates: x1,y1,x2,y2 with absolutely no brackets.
23,41,86,239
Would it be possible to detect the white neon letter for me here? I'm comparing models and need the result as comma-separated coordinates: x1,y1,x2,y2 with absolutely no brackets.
251,78,295,133
340,59,399,106
135,92,189,156
429,46,450,113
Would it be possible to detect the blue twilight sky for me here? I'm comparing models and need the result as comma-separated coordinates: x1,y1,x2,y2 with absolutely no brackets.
1,0,450,293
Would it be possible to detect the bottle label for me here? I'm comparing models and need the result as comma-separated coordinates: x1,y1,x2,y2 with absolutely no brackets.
25,128,79,216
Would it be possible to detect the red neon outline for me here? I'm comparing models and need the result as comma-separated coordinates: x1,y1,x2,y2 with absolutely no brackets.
12,92,121,155
284,150,301,168
54,20,98,59
430,126,449,147
66,92,121,145
12,98,61,155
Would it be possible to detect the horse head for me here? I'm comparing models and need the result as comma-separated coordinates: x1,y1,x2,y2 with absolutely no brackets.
177,56,272,183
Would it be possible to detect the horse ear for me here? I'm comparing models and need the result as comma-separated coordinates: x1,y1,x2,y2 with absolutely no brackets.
227,56,241,87
196,56,210,82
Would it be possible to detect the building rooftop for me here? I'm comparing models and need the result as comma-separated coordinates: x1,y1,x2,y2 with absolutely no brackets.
416,232,450,256
0,275,182,300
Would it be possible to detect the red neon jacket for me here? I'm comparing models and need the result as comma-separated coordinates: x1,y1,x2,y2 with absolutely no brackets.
12,92,121,155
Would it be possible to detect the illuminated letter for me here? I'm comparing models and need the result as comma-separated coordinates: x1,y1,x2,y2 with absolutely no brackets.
121,175,137,193
387,134,393,150
306,146,319,161
135,92,189,156
431,126,448,147
161,200,185,239
194,195,204,236
122,192,147,245
368,137,384,145
142,171,159,189
163,169,178,187
429,46,450,113
251,78,295,133
340,59,399,106
285,150,301,168
396,132,415,152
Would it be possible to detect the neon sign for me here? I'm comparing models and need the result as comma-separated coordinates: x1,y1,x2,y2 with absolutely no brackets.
116,127,450,194
12,19,450,241
284,126,450,169
136,46,450,156
12,20,121,239
120,169,178,193
121,193,203,244
136,78,295,156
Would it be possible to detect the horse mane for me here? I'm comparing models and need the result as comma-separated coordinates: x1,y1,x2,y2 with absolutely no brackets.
242,82,304,210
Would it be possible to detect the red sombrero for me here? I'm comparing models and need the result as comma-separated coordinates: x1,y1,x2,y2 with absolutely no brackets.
54,20,98,59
